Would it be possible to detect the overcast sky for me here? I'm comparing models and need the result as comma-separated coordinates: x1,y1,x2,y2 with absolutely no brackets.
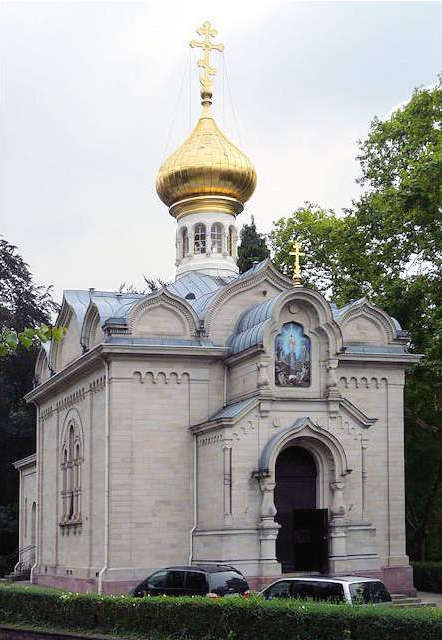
0,0,440,302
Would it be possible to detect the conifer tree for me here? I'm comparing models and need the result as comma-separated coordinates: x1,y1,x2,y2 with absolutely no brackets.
237,216,270,274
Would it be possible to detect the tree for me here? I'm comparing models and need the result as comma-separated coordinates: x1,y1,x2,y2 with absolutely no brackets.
237,216,270,274
118,276,170,295
269,79,442,560
0,325,64,356
0,238,58,573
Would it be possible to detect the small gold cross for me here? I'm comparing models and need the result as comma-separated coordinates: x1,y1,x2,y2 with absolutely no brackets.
190,21,224,108
289,241,305,287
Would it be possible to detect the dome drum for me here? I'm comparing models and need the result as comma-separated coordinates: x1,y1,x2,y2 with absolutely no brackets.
170,195,244,219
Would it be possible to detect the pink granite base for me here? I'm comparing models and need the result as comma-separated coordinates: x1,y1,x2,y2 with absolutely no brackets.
35,575,98,593
35,565,416,597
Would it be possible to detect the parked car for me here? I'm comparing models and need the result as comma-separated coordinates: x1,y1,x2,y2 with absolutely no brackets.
129,564,250,598
259,576,392,605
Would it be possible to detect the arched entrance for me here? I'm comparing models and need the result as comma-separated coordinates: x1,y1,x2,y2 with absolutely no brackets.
274,446,328,573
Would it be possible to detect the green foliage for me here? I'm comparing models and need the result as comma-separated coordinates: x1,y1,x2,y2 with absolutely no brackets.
412,562,442,593
0,325,65,357
0,585,441,640
269,79,442,560
0,238,58,573
237,216,269,274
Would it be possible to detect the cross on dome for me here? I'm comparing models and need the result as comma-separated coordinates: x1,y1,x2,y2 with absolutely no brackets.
190,21,224,109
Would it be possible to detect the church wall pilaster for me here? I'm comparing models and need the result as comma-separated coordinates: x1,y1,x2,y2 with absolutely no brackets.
385,377,408,566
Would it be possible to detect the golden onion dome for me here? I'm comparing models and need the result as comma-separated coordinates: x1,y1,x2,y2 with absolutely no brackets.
156,22,256,219
156,112,256,218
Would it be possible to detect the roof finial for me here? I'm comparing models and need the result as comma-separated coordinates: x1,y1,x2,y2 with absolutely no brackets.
190,21,224,114
290,241,305,287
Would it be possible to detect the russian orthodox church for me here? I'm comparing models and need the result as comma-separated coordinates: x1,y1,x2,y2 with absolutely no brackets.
15,22,418,595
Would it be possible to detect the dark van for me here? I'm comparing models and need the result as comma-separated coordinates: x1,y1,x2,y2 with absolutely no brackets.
130,564,250,598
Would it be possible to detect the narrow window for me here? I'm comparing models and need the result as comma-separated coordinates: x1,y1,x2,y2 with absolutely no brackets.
182,227,189,257
194,224,206,254
211,223,222,253
60,421,83,529
68,426,74,520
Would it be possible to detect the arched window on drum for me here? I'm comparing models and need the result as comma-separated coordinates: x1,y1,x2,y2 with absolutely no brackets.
194,223,206,254
211,223,223,253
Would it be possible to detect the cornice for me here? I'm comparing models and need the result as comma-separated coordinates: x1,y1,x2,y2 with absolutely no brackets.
13,453,37,470
338,352,421,365
25,342,228,404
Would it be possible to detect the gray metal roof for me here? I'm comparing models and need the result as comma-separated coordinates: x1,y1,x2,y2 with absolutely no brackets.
61,261,404,358
208,397,257,421
63,290,92,328
227,294,283,355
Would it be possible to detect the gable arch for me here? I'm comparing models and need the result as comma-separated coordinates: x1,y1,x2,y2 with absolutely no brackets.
81,303,104,351
339,300,397,345
35,344,51,384
258,288,343,361
259,417,350,483
128,290,200,338
51,303,82,373
205,260,293,342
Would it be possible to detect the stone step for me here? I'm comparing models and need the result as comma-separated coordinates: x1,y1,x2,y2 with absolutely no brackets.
392,597,422,604
393,601,437,608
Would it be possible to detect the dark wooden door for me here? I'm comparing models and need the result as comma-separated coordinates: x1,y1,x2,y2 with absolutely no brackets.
292,508,329,573
274,446,328,573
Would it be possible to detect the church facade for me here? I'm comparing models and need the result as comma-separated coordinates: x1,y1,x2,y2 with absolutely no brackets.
17,23,418,595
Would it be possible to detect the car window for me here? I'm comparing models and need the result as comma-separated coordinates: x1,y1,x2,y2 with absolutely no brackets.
291,581,316,599
349,581,391,604
264,580,292,599
208,571,249,595
185,571,207,591
148,570,168,588
314,582,345,603
167,570,186,588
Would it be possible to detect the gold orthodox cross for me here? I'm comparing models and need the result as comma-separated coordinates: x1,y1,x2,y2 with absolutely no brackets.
290,241,305,287
190,21,224,104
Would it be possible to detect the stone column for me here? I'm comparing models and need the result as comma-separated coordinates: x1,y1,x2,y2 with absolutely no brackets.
222,226,228,256
205,223,211,255
330,480,346,518
257,478,281,576
326,359,340,399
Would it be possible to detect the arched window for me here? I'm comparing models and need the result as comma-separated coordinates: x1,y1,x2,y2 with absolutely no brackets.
60,420,83,530
211,223,223,253
194,223,206,254
182,227,189,257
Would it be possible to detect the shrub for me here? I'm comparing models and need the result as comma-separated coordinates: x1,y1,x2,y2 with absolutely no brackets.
0,584,441,640
413,562,442,593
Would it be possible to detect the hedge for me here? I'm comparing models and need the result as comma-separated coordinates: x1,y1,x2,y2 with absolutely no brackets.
0,584,441,640
413,562,442,593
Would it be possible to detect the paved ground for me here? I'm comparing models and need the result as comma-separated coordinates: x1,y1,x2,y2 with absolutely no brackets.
418,591,442,607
